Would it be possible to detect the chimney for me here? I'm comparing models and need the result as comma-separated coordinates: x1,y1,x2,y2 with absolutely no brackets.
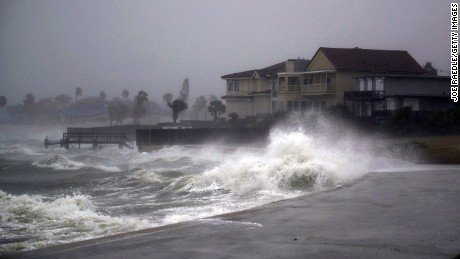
285,60,295,72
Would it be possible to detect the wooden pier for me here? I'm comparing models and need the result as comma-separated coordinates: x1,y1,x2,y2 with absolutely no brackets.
45,132,134,149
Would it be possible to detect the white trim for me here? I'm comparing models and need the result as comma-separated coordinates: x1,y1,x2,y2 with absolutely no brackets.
251,71,261,79
277,72,303,76
301,70,337,74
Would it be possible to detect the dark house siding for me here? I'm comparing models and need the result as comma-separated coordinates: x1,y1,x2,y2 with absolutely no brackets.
384,77,450,97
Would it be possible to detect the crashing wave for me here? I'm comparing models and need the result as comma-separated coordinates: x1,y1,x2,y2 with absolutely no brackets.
172,128,396,197
0,190,153,253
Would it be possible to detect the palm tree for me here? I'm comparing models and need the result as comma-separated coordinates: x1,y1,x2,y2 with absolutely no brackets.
122,89,129,100
0,95,7,107
75,87,82,102
132,90,149,124
208,100,226,121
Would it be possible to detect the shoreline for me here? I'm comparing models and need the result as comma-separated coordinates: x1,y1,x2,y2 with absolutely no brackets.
2,134,460,257
13,167,460,258
5,176,350,256
8,175,366,257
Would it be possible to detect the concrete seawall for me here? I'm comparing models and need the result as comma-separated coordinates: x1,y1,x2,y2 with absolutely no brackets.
136,127,271,150
15,167,460,258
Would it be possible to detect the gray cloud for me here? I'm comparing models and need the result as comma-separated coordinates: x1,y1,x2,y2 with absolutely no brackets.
0,0,451,104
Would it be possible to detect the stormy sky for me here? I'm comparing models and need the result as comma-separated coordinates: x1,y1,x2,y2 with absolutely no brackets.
0,0,452,104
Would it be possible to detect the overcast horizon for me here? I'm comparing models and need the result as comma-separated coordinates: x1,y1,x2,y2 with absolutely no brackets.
0,0,452,104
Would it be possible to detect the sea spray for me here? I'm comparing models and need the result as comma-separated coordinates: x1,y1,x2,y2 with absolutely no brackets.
0,120,419,254
175,126,391,198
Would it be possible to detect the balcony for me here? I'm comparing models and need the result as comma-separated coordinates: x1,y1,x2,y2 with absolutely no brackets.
278,84,301,94
301,84,336,94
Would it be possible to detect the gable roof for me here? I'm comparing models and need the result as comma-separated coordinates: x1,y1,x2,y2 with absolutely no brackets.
222,59,310,79
308,47,425,74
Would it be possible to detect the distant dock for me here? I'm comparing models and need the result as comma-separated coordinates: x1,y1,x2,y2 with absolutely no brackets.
45,132,134,149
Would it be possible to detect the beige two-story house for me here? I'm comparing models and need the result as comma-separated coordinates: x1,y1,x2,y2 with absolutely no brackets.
221,59,309,119
276,47,425,113
222,47,426,119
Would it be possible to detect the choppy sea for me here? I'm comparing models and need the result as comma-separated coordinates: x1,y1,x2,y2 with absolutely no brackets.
0,122,418,255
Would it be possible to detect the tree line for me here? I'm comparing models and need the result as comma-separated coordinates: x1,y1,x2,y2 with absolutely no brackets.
0,87,227,125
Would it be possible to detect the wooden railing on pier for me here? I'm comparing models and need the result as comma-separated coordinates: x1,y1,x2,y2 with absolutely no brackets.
45,132,134,149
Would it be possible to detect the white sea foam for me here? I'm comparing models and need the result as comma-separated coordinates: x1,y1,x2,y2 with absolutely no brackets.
131,168,169,183
0,190,153,253
176,123,415,199
32,154,121,172
0,144,42,157
198,219,263,228
32,154,85,170
0,116,423,255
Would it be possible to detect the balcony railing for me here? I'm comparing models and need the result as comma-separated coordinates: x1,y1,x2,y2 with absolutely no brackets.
344,91,384,100
301,84,336,94
278,84,301,93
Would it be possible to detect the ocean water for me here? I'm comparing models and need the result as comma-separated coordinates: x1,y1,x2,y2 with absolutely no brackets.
0,120,418,254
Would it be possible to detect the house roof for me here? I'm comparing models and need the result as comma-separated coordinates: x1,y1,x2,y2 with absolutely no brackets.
356,74,449,79
311,47,425,74
222,59,310,79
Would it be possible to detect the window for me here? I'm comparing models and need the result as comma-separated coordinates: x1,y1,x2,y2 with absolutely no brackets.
227,81,239,92
319,74,326,84
363,102,372,116
403,98,420,111
288,77,299,85
374,101,384,111
375,78,384,91
278,101,284,111
366,78,373,91
308,76,314,85
359,79,365,91
326,75,332,84
279,77,285,85
303,76,309,85
386,98,395,111
287,101,293,112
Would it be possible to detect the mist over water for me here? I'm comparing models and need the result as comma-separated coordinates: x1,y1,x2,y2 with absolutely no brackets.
0,116,420,254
